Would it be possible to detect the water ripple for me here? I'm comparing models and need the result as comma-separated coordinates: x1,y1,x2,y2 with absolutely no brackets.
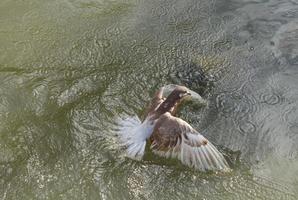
239,121,257,135
215,92,256,120
282,105,298,128
259,92,282,105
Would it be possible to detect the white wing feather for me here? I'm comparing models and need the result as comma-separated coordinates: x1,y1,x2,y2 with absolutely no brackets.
151,129,229,171
180,133,229,171
116,115,155,160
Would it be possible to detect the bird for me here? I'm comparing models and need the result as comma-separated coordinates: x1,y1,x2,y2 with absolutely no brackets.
116,85,229,172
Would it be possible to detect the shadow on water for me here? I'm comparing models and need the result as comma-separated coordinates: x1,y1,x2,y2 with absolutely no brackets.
0,0,298,199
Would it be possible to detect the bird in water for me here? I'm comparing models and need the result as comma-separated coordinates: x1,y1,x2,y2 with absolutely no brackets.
117,85,229,172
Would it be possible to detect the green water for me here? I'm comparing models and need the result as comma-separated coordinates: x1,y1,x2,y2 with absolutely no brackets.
1,0,298,199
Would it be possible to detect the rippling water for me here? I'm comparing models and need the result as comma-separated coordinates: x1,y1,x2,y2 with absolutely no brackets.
1,0,298,199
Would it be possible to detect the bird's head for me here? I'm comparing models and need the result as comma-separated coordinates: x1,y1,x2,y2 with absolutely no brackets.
163,84,207,106
168,86,191,102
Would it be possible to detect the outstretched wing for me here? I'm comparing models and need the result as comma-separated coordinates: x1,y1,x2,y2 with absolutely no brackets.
150,113,229,172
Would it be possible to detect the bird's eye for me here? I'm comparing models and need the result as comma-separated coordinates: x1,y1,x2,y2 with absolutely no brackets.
179,93,185,97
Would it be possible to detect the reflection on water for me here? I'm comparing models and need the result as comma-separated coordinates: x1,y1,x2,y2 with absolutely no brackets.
0,0,298,199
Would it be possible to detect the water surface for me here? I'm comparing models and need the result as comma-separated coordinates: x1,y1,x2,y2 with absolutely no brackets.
1,0,298,199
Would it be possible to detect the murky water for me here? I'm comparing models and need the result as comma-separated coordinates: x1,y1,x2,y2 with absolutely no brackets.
1,0,298,199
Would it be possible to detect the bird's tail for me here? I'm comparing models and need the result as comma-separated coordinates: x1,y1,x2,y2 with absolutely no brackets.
116,115,154,160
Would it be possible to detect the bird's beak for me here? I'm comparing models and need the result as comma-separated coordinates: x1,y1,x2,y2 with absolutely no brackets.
184,90,207,106
181,92,191,98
